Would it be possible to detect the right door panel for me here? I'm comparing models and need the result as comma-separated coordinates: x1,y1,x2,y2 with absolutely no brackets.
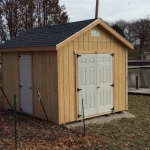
97,54,113,113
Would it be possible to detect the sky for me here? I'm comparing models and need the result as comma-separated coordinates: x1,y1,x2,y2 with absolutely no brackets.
59,0,150,23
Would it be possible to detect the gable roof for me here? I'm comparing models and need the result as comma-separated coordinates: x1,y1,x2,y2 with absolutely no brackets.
0,18,134,51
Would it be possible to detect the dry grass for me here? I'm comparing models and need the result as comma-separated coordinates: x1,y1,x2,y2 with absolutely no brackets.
0,95,150,149
0,112,105,150
75,95,150,150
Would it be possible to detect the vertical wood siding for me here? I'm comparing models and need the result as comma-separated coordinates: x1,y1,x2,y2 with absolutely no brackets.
2,52,58,124
2,53,20,111
33,52,58,123
58,25,128,124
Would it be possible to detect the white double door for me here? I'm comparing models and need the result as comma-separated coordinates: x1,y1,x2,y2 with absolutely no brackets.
19,55,32,114
78,54,113,117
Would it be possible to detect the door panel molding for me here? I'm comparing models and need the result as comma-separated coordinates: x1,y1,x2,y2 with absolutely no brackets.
19,55,33,114
78,54,113,117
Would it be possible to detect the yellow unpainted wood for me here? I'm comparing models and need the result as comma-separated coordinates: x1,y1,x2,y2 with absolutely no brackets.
75,54,79,121
110,37,115,110
93,26,98,51
0,46,56,53
57,49,65,124
97,25,102,51
83,31,89,51
106,33,111,52
1,54,4,108
41,52,47,120
63,45,70,123
54,53,59,123
101,29,107,52
56,19,99,50
32,52,58,123
110,36,116,52
2,51,58,123
2,53,20,111
56,19,133,50
2,53,6,108
73,37,79,52
56,23,130,124
37,52,43,119
52,52,58,123
117,43,123,111
125,49,128,110
88,30,93,51
122,46,126,110
114,42,119,112
78,34,84,52
99,20,134,50
68,42,75,121
31,53,34,116
32,53,35,116
33,52,39,118
6,53,10,109
14,53,20,111
45,52,50,120
10,54,13,108
74,51,99,54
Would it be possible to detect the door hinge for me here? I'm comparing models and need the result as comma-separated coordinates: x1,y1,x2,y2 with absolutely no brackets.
111,107,114,111
77,88,82,92
78,114,82,118
110,53,114,56
18,55,21,58
77,54,81,58
110,84,114,87
19,85,22,88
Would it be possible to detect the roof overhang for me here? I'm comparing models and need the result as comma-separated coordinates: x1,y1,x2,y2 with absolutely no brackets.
56,19,134,50
0,46,57,52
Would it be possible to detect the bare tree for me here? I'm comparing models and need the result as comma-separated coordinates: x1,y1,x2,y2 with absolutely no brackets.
0,0,69,41
0,0,21,39
34,0,69,26
110,20,129,39
19,0,35,31
129,17,150,53
0,6,7,43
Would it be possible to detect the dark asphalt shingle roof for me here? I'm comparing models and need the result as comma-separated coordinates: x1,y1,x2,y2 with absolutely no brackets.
0,19,96,49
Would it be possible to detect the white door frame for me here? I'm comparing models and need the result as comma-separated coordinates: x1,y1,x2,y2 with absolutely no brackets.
77,53,113,119
19,55,33,114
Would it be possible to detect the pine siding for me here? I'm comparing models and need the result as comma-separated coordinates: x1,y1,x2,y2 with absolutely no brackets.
2,53,20,111
32,52,58,123
2,52,58,124
57,25,128,124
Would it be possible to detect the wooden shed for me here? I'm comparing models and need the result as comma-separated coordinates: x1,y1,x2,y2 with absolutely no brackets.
0,18,134,124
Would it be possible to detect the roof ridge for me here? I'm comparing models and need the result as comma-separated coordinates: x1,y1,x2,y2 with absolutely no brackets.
30,18,97,29
0,18,96,49
10,18,97,36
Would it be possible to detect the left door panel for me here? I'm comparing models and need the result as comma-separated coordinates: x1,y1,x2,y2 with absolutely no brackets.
19,55,32,114
78,54,97,117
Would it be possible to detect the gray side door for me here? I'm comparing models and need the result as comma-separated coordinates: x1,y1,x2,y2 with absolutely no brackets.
19,55,32,114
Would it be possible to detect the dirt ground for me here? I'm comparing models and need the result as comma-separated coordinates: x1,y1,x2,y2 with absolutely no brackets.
0,95,150,150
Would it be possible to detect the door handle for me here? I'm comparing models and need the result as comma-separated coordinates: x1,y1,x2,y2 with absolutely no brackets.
97,86,100,88
29,87,32,89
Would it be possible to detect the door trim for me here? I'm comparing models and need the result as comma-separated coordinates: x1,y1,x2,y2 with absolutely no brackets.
19,54,33,114
76,53,114,120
